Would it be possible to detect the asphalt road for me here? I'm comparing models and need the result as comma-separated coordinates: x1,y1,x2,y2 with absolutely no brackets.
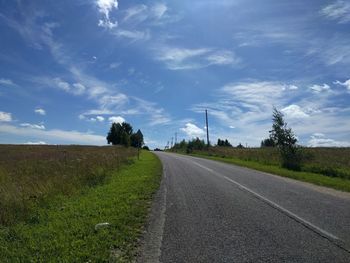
138,152,350,262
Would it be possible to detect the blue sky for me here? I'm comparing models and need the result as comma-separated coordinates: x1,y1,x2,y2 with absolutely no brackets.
0,0,350,148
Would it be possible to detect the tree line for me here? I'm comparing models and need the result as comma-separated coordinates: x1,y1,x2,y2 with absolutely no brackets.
106,122,145,149
171,137,246,154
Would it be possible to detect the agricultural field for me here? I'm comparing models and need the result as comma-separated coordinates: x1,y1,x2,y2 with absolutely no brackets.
0,145,162,261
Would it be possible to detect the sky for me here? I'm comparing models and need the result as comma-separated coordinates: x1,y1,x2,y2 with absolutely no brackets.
0,0,350,148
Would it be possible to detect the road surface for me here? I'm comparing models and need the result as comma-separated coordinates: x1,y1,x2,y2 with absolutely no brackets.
138,152,350,262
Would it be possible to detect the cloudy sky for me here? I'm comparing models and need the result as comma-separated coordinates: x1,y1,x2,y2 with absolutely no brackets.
0,0,350,148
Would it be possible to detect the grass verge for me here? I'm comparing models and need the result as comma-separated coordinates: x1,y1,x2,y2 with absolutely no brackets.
0,150,162,262
190,153,350,193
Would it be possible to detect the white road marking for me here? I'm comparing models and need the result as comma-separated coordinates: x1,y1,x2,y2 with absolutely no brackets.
192,161,214,172
191,160,341,242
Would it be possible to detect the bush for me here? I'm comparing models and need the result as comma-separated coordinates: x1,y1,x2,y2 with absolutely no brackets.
280,147,302,171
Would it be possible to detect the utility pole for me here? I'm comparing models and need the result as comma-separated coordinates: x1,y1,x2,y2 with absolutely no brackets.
175,132,178,145
205,109,210,147
171,137,174,148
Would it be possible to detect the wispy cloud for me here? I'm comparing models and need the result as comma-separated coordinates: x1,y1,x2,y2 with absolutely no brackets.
308,133,350,147
123,4,148,22
309,84,331,93
96,0,119,29
114,29,150,41
122,2,169,24
321,1,350,24
0,124,105,145
334,79,350,91
0,78,15,86
20,123,45,130
191,80,350,146
151,3,168,19
154,46,240,70
52,78,86,95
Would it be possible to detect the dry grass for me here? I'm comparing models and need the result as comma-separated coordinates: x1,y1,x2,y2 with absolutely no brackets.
0,145,136,226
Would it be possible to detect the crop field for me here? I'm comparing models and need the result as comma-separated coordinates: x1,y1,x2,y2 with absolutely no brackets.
0,145,136,226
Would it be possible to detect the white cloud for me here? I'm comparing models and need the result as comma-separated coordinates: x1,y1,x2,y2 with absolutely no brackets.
157,47,210,64
35,108,46,115
122,2,169,24
20,123,45,130
191,80,350,146
0,111,12,122
54,78,70,92
132,98,171,126
308,133,350,147
180,123,205,138
155,46,241,70
25,141,47,145
152,3,168,19
96,116,105,122
288,85,299,90
206,50,240,65
72,83,86,95
115,29,150,41
99,94,128,109
334,79,350,90
123,4,148,22
309,83,330,93
0,78,14,86
281,105,309,119
0,124,106,145
109,62,121,69
53,78,86,95
96,0,119,29
321,1,350,24
86,116,104,122
108,116,125,123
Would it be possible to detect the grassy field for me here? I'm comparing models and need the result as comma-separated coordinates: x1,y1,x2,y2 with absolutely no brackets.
176,147,350,192
0,145,162,262
195,147,350,179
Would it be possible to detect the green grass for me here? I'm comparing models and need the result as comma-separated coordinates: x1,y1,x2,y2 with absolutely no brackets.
0,150,162,262
190,153,350,193
0,145,137,225
186,147,350,180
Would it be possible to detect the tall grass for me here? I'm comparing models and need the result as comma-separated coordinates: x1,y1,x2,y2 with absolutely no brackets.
191,147,350,180
0,145,136,226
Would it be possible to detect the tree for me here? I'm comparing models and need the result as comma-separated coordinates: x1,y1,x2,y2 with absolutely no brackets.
107,122,133,147
269,107,301,170
237,143,244,149
217,138,232,147
186,137,206,153
224,139,232,147
217,139,223,146
261,138,275,147
130,129,144,148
